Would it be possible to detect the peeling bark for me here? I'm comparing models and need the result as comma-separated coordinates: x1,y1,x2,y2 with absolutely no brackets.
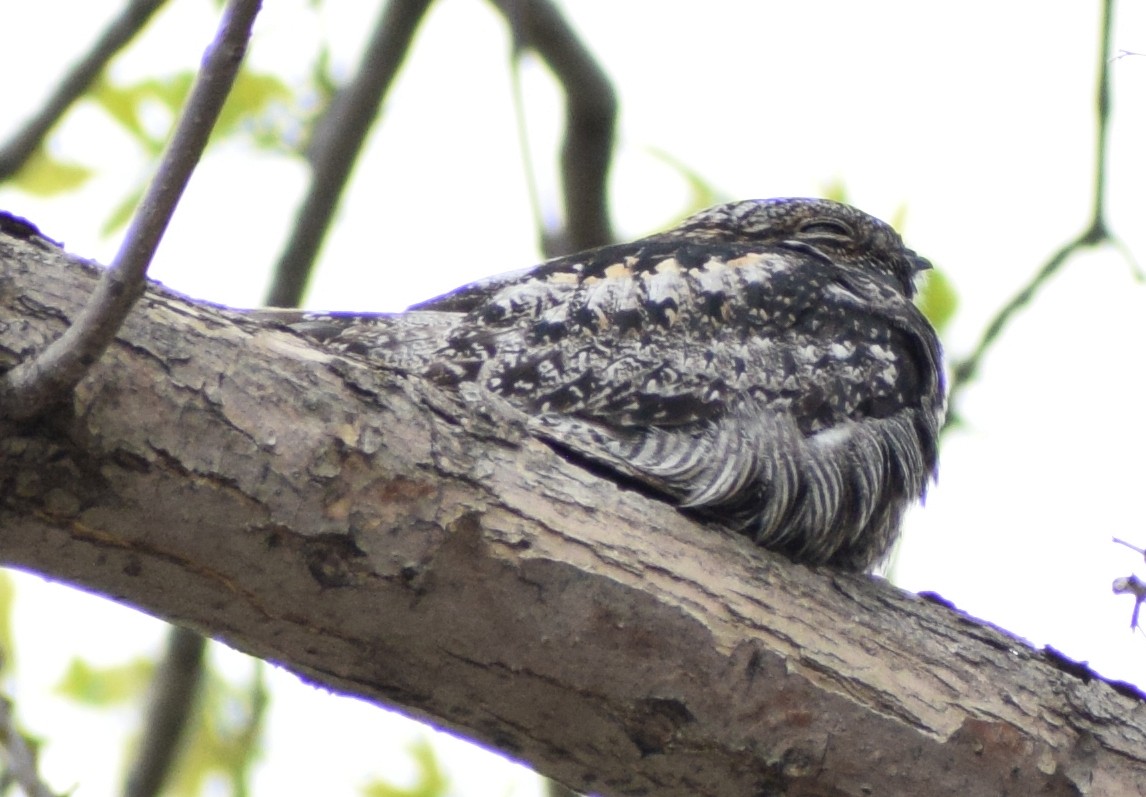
2,232,1145,797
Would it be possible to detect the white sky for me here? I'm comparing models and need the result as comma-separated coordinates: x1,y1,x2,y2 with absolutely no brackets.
3,1,1146,795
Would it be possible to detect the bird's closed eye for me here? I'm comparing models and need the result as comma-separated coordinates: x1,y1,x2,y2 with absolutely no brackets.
795,218,855,242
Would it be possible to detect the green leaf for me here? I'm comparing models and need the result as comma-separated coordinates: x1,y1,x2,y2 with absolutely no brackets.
10,148,93,195
361,739,450,797
93,68,292,153
55,657,154,706
915,267,959,334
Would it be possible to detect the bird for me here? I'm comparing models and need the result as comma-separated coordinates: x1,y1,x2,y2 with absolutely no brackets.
278,198,946,572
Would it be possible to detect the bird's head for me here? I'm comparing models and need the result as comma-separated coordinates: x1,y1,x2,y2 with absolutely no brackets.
673,197,931,299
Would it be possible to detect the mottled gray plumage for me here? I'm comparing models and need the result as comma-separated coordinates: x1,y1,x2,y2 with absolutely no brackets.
282,198,945,571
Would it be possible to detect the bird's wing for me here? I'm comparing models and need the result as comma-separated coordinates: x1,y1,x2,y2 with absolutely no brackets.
429,240,942,572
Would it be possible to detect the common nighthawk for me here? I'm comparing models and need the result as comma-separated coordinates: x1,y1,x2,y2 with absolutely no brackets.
280,198,945,571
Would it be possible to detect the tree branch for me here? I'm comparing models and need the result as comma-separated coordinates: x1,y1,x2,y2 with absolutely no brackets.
0,0,260,422
491,0,617,255
3,235,1146,796
122,627,206,797
264,0,434,308
0,0,170,182
947,0,1136,403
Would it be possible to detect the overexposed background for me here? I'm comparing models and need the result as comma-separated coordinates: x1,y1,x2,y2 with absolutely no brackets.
2,1,1146,794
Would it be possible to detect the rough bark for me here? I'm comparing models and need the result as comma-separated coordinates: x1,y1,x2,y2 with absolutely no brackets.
1,230,1145,797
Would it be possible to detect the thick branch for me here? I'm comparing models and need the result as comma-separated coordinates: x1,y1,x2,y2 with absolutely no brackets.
2,235,1146,796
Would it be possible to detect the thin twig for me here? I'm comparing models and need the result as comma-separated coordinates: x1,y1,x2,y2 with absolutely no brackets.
0,0,262,421
263,0,434,308
122,628,207,797
1113,536,1146,560
0,696,58,797
946,0,1123,408
0,0,170,181
490,0,617,256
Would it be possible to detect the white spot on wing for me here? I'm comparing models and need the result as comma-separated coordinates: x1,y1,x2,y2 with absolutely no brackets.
811,424,858,449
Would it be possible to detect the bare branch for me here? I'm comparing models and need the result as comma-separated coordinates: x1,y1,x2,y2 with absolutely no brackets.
0,0,170,181
1114,536,1146,560
491,0,617,255
947,0,1132,405
264,0,434,309
0,0,261,421
950,236,1085,391
122,628,206,797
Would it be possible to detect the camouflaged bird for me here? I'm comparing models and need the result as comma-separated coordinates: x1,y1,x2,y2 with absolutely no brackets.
281,198,946,571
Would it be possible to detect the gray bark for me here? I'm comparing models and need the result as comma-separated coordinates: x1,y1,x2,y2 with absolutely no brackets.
1,231,1144,797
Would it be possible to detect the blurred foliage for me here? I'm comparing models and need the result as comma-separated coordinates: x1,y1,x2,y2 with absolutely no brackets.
89,66,291,155
361,739,450,797
56,656,155,706
55,651,266,797
8,148,93,197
